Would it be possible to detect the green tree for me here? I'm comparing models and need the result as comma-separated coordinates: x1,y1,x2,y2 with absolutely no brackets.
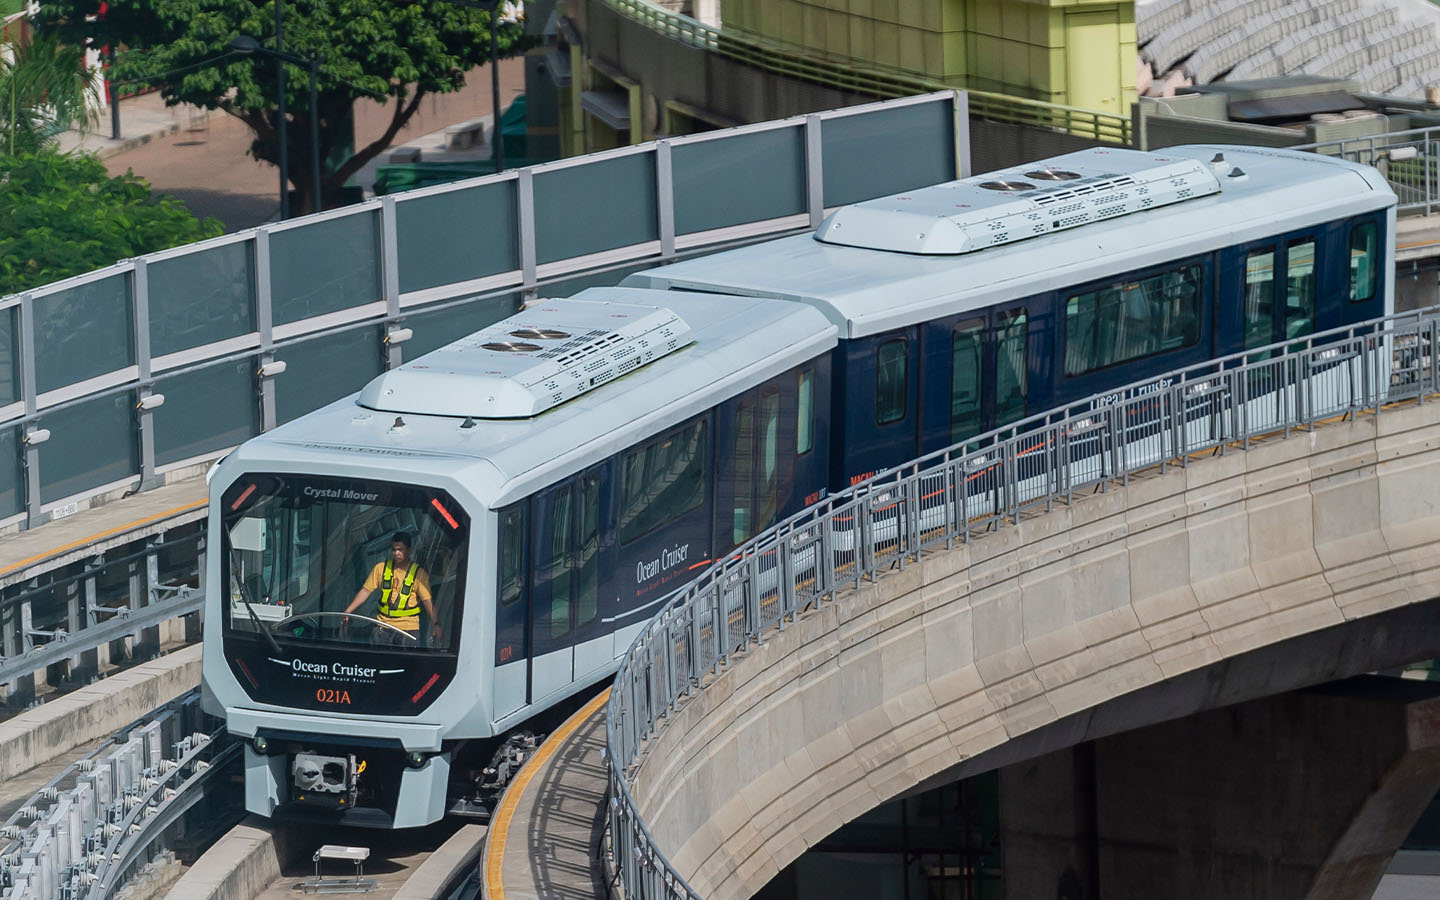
38,0,525,214
0,150,223,294
1,31,99,154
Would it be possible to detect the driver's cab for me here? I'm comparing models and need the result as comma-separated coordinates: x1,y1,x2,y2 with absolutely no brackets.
219,472,470,715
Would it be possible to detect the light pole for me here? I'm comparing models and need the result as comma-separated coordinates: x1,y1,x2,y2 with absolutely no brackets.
229,35,323,216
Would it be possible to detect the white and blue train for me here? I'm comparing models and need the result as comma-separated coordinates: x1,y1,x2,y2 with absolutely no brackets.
202,145,1394,827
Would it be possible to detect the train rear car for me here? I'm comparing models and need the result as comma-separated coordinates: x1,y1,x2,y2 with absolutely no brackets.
624,144,1396,488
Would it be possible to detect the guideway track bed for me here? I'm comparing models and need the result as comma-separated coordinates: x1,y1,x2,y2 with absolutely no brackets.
185,817,485,900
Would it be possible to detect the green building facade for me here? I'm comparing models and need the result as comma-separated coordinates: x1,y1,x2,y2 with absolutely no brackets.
721,0,1137,114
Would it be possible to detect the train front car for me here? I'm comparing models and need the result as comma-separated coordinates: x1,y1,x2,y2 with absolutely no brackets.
202,286,838,828
205,422,480,827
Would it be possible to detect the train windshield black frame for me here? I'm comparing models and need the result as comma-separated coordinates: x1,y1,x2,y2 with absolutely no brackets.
221,474,469,653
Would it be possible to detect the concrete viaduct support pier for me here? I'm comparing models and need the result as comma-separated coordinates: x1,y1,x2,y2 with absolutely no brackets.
627,400,1440,900
1002,677,1440,900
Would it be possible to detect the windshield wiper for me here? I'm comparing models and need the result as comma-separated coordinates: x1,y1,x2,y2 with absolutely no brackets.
232,558,283,656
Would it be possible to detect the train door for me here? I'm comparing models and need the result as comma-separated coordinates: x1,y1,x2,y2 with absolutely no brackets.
1341,215,1385,322
715,381,789,550
920,315,982,454
836,328,921,486
1221,232,1318,357
493,503,528,720
1316,214,1386,330
989,304,1034,434
919,303,1034,454
528,464,606,703
1280,233,1319,344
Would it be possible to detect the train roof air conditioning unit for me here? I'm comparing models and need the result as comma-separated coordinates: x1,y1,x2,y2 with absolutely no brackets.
813,147,1223,255
358,301,693,419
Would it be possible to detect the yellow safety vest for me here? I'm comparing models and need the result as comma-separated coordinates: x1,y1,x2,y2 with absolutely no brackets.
378,561,420,618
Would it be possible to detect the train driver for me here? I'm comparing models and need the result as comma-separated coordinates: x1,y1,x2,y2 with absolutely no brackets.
342,532,443,645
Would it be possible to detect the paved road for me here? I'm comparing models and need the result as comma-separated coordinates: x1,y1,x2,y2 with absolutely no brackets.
96,57,526,232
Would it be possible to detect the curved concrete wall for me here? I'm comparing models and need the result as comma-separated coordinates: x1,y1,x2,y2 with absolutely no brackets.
629,401,1440,900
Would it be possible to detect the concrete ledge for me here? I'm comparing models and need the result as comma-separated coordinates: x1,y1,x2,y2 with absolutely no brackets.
393,824,487,900
163,816,290,900
0,643,202,781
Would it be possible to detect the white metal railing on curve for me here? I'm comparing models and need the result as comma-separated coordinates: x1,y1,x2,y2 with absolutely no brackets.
604,304,1440,900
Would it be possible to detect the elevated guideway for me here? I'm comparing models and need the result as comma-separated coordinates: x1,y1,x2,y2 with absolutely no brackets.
604,306,1440,900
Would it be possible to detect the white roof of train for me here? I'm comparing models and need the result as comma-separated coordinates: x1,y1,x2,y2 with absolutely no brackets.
218,288,837,508
623,145,1396,338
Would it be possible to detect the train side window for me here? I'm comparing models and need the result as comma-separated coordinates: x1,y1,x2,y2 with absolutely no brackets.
1349,223,1378,303
732,399,755,545
576,474,600,629
876,339,908,424
797,369,814,456
1244,249,1275,350
1065,263,1202,374
618,419,708,545
547,486,573,640
1285,239,1316,339
996,310,1028,427
499,506,525,606
951,319,984,443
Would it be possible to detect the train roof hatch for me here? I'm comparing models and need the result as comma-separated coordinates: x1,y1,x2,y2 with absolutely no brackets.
357,300,693,419
813,148,1223,255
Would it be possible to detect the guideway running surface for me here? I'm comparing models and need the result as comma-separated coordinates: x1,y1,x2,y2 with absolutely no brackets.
487,689,610,900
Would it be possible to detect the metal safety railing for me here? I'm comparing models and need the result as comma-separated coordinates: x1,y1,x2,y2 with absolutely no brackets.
1295,126,1440,215
0,587,202,687
604,303,1440,900
0,526,204,690
601,0,1133,145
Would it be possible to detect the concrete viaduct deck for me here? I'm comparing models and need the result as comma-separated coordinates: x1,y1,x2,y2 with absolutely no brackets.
620,398,1440,900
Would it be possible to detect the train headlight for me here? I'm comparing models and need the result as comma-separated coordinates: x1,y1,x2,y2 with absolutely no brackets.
252,736,269,754
406,751,427,769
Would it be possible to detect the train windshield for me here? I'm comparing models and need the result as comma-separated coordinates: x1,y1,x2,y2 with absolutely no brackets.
221,474,469,652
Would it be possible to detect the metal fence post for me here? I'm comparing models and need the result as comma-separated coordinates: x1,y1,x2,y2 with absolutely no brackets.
64,576,82,677
254,229,278,431
83,571,103,673
19,293,41,528
656,141,676,260
380,196,404,369
1416,132,1428,217
804,115,824,228
776,534,792,625
133,258,158,490
0,598,19,701
14,599,35,703
517,169,538,304
688,595,702,690
954,91,971,178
